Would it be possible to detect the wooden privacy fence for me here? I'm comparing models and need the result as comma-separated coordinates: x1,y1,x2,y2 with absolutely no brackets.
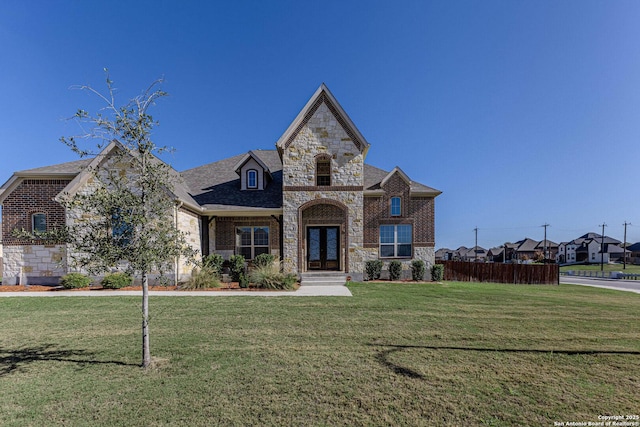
436,261,559,285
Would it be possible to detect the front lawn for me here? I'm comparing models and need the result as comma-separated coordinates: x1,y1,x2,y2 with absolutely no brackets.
1,282,638,426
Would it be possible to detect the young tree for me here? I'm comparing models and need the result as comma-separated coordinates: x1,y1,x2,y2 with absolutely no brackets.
60,70,197,368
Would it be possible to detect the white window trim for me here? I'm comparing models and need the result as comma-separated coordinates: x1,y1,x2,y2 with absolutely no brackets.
236,226,270,260
379,224,413,259
390,196,402,217
246,169,258,189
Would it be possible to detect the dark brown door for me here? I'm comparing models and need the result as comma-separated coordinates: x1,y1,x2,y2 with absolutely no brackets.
307,226,340,270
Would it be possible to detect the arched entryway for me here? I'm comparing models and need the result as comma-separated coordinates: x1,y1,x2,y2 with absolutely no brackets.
298,200,348,273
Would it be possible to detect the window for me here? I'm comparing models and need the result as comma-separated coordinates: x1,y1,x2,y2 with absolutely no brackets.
316,158,331,186
236,226,269,259
247,169,258,189
112,209,132,247
390,197,401,216
380,224,412,258
32,213,46,232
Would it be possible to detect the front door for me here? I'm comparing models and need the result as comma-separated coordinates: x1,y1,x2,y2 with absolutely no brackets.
307,226,340,270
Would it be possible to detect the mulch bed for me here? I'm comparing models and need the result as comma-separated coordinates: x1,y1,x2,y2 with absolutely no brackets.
0,283,299,292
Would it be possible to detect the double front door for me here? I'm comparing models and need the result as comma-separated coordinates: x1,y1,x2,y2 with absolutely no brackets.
307,226,340,270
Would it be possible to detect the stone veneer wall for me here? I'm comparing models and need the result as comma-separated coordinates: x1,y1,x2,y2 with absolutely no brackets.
2,244,67,285
361,246,435,281
281,101,365,279
176,208,201,280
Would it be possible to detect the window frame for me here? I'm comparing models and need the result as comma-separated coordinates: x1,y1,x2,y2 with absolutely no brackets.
111,208,133,247
32,212,47,233
379,223,413,259
390,196,402,217
315,156,331,186
246,169,258,189
236,226,270,260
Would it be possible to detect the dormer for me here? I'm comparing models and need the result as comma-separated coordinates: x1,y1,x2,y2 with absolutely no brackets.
234,151,273,191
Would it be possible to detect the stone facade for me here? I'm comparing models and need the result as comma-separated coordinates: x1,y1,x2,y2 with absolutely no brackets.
281,101,366,279
2,244,67,285
176,207,202,280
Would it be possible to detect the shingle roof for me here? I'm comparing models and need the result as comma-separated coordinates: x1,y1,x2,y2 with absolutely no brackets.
180,150,283,211
16,158,92,175
363,164,440,194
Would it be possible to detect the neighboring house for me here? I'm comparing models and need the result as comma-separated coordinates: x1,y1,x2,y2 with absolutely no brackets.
513,238,539,261
487,246,505,263
435,248,454,261
535,239,558,260
456,246,487,262
0,84,441,285
558,233,623,264
627,242,640,264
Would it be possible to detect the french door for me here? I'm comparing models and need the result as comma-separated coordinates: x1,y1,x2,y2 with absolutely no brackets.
307,226,340,270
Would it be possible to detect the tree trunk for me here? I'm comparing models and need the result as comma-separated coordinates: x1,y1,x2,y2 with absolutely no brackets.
141,270,151,368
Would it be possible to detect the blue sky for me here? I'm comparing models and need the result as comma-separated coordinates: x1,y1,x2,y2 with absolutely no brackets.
1,1,640,249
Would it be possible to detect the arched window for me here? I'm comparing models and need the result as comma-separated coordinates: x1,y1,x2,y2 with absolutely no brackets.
247,169,258,189
390,197,401,216
32,213,46,232
316,155,331,186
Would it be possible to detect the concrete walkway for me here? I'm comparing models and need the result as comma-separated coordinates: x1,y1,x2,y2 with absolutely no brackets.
0,285,352,297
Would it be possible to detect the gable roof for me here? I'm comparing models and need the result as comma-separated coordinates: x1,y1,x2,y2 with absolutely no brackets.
514,238,539,252
56,140,200,211
627,242,640,252
363,164,441,196
0,158,93,204
232,150,273,179
275,83,370,158
380,166,412,188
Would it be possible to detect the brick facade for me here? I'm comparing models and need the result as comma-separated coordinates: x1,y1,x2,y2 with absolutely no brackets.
363,173,436,249
2,179,70,245
214,216,281,253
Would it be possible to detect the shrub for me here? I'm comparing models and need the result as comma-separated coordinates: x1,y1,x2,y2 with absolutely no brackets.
388,260,402,281
248,260,296,290
431,264,444,282
203,253,224,276
101,272,134,289
411,260,425,281
60,272,91,289
253,253,276,268
184,267,221,289
229,255,246,282
365,260,383,281
238,273,249,289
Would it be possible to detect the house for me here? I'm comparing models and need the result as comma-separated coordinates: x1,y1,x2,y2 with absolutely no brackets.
558,233,623,264
456,246,487,262
627,242,640,264
487,246,505,263
435,248,454,261
512,238,539,261
0,84,441,285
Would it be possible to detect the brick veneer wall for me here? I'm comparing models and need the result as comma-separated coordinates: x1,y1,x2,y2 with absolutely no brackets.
363,173,436,249
2,179,70,245
214,216,280,253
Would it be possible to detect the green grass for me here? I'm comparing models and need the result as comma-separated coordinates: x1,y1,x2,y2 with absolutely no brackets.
560,263,640,273
1,282,639,426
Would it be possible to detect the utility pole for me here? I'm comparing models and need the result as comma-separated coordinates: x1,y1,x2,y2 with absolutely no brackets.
600,223,607,272
474,227,478,262
541,223,550,262
623,221,631,270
